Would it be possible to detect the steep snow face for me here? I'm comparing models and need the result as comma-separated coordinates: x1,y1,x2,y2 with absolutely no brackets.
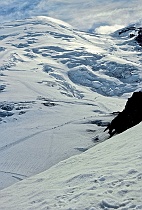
0,0,142,32
0,122,142,210
0,16,141,190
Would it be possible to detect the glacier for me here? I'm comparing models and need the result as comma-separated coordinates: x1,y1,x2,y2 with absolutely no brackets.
0,2,142,209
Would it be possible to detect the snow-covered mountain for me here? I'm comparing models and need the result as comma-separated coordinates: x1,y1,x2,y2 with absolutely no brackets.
0,15,142,209
0,0,142,32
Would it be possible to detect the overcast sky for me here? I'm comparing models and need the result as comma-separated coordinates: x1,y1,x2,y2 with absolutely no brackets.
0,0,142,32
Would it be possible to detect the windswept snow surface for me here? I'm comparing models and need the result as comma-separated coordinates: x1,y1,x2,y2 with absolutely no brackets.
0,16,142,208
0,123,142,210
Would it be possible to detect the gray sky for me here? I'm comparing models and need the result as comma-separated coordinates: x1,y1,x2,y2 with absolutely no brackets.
0,0,141,32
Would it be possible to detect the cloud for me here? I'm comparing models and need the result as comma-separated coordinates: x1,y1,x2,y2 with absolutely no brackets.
95,25,124,34
0,0,142,33
32,0,142,32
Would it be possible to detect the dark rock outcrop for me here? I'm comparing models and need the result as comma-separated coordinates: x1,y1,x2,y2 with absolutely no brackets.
135,29,142,46
118,26,136,35
105,91,142,137
118,26,142,47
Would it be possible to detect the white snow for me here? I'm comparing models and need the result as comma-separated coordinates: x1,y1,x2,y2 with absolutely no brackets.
0,16,130,190
0,123,142,209
0,1,142,209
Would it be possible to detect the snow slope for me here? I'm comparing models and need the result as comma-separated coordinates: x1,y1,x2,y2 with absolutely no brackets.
0,15,142,209
0,16,128,190
0,16,142,190
0,122,142,210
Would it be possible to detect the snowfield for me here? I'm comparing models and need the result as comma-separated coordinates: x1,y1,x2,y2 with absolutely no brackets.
0,123,142,210
0,16,129,190
0,6,142,210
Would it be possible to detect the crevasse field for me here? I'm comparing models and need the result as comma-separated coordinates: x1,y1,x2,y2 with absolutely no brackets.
0,1,142,209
